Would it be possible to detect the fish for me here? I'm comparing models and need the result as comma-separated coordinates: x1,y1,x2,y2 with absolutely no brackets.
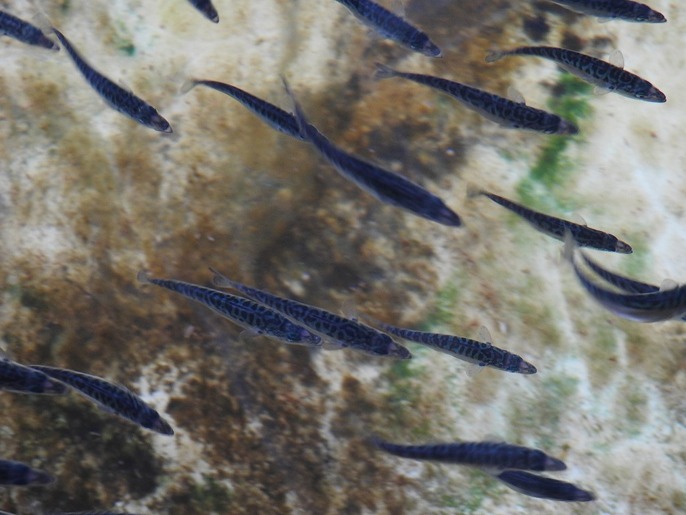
209,268,411,359
0,9,58,50
282,79,462,227
486,46,665,103
187,0,219,23
0,459,54,486
373,439,567,471
469,186,632,253
184,79,304,140
374,63,578,135
362,318,536,374
51,28,172,133
137,271,322,346
332,0,441,57
496,470,596,502
29,366,174,436
544,0,665,22
0,358,69,395
563,234,686,322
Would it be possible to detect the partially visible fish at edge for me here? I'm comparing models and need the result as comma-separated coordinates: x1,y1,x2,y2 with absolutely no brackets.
0,9,57,50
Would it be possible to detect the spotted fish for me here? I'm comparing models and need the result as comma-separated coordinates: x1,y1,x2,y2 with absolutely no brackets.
563,235,686,322
470,187,632,253
374,63,578,135
373,439,567,471
363,318,536,374
187,0,219,23
29,366,174,436
138,271,321,346
282,80,462,227
545,0,665,22
51,28,172,132
0,459,54,486
496,470,595,502
210,268,411,359
0,358,68,395
0,9,57,50
333,0,441,57
184,79,304,140
486,46,665,102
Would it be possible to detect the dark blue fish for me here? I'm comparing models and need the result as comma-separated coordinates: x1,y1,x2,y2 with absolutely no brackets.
29,366,174,436
185,79,304,140
138,271,321,346
470,187,632,253
283,80,462,227
545,0,665,22
0,459,54,486
486,46,665,102
373,439,567,471
187,0,219,23
365,319,536,374
496,470,595,502
210,268,411,359
564,235,686,322
51,28,172,133
0,10,57,50
0,358,68,395
333,0,441,57
374,63,578,135
51,512,138,515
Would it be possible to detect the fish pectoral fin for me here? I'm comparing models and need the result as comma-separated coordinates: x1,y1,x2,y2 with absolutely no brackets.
340,299,359,321
660,278,678,291
208,267,233,289
592,85,612,96
608,49,625,69
466,362,487,378
506,85,526,105
239,328,261,344
321,340,348,351
476,325,493,345
597,16,615,23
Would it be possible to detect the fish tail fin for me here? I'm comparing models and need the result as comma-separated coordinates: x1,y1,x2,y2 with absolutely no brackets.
281,76,310,139
373,62,398,80
136,270,153,284
30,10,59,50
208,267,235,289
465,182,485,200
179,78,199,95
485,50,505,63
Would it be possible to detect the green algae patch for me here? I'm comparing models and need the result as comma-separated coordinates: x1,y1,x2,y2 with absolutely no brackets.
190,475,233,513
617,376,648,435
587,323,618,389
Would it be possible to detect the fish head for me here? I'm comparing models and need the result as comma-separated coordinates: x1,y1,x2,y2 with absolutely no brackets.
285,326,322,346
366,333,411,359
432,203,462,227
613,239,633,254
544,455,567,472
41,378,70,395
141,108,173,133
202,4,219,23
417,39,443,58
634,84,666,103
517,360,537,375
141,410,175,436
26,469,55,486
555,119,579,136
634,5,666,22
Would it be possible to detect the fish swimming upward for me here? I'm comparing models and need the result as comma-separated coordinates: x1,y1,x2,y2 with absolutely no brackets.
469,187,632,253
362,318,536,374
184,79,304,140
0,9,57,50
0,358,69,395
187,0,219,23
51,28,172,132
496,470,596,502
486,46,665,102
544,0,666,22
29,366,174,436
282,80,461,227
210,268,411,359
137,271,322,346
374,63,578,135
563,235,686,322
373,439,567,471
0,459,54,486
332,0,441,57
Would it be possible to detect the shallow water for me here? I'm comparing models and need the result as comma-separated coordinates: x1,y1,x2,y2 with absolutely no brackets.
0,0,685,513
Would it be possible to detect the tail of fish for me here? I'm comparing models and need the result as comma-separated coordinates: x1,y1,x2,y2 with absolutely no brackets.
485,50,505,63
373,63,399,80
137,270,153,284
465,182,485,200
208,267,239,290
179,78,199,95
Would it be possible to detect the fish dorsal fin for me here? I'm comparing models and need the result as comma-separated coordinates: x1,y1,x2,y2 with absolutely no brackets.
476,325,493,344
608,49,625,69
660,279,678,291
389,0,406,17
507,86,526,104
571,213,588,226
341,299,359,321
118,79,133,93
484,433,506,443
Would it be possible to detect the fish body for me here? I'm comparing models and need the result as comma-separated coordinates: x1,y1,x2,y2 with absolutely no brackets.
284,81,461,227
546,0,665,22
374,63,577,135
0,358,69,395
0,459,54,486
187,0,219,22
138,272,322,346
189,80,304,140
210,269,411,359
372,322,536,374
373,440,567,471
496,470,595,501
0,10,57,50
51,28,172,133
29,366,174,436
486,46,665,102
333,0,441,57
473,188,632,253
